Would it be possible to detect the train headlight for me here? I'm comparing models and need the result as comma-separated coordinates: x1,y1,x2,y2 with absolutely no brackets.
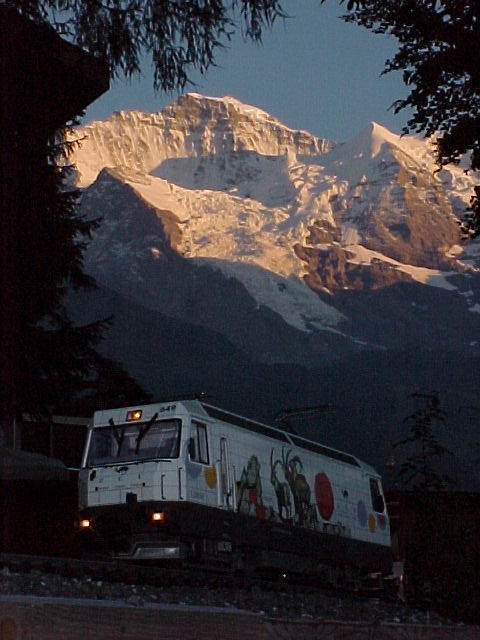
126,409,143,422
151,512,164,523
79,519,91,529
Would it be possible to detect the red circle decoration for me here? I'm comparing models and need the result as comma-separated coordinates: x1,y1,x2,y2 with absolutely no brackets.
315,472,334,520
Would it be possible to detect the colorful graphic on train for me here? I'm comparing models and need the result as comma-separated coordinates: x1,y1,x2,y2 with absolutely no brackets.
270,448,318,528
237,455,265,517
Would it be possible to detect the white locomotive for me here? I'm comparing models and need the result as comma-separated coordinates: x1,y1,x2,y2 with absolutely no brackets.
77,399,391,580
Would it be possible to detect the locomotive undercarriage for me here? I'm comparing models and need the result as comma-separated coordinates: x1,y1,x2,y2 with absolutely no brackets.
76,499,391,589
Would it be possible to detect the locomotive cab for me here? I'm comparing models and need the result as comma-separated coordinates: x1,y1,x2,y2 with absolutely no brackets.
77,403,195,559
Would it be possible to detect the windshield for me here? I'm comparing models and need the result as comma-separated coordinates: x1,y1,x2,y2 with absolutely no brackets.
86,419,181,466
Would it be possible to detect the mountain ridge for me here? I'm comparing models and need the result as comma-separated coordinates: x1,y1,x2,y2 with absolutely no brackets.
66,281,480,489
73,93,334,189
73,93,480,346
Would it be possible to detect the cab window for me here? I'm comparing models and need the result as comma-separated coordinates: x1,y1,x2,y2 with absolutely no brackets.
369,478,385,513
190,421,209,464
87,419,180,465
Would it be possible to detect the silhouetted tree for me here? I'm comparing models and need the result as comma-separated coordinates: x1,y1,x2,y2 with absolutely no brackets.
8,1,286,92
55,355,154,416
1,115,140,421
459,185,480,240
393,391,454,490
325,0,480,235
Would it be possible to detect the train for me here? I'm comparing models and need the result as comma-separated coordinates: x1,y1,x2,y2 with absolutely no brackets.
76,399,391,584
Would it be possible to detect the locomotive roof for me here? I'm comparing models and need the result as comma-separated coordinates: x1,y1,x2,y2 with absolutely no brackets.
197,402,364,470
92,400,375,472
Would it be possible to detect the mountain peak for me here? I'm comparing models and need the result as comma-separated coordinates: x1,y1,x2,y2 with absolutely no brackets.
367,120,396,135
74,94,334,188
368,121,402,154
182,92,273,120
342,120,402,160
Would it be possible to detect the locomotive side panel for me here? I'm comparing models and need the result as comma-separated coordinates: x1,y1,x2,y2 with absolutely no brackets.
194,411,390,550
77,400,390,574
184,412,391,575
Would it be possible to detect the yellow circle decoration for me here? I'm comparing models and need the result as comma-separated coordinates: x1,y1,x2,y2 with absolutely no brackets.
204,466,217,489
368,514,376,533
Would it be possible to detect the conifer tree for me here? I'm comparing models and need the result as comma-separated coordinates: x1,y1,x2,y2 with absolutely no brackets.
393,391,454,491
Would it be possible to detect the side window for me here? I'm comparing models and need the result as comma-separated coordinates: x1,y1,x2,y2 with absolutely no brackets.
369,478,385,513
190,422,209,464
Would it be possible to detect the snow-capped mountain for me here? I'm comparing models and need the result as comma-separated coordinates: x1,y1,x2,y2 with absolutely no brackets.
68,93,480,487
72,93,480,356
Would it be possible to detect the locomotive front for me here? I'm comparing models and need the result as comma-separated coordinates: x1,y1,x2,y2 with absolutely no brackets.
76,402,191,559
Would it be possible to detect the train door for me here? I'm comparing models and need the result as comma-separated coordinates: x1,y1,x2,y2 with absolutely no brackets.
190,421,210,466
218,436,235,510
187,420,212,504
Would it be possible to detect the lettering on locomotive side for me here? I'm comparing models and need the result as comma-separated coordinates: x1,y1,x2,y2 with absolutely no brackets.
158,404,177,413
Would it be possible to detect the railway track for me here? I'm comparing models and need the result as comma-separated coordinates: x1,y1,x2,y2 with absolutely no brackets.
0,551,395,599
0,552,455,619
0,553,225,589
0,553,479,639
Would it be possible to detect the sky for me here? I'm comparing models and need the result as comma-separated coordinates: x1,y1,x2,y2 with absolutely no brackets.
83,1,412,144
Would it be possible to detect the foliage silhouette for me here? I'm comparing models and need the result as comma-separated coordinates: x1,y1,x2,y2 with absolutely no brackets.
8,1,286,92
393,391,454,491
326,1,480,235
